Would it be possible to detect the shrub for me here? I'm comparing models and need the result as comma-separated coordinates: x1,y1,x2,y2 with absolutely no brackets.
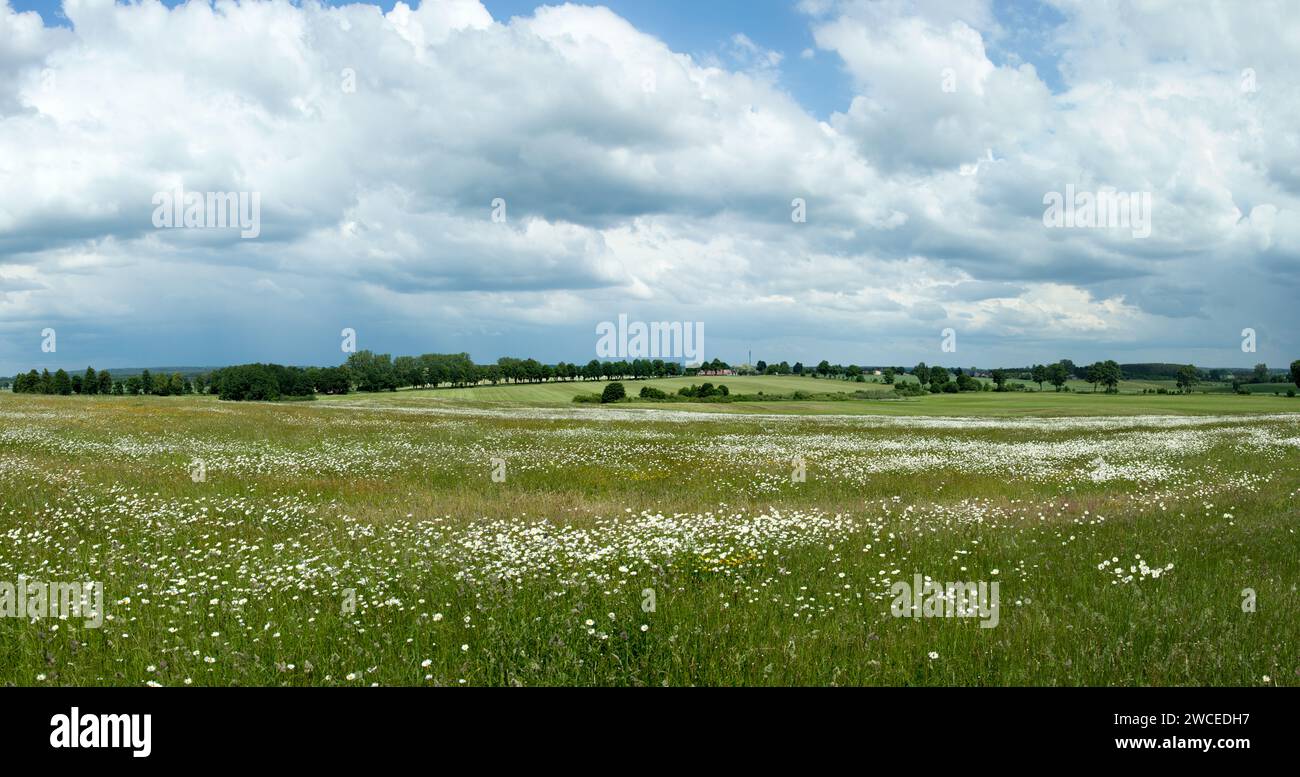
639,386,667,400
678,383,729,399
601,382,626,403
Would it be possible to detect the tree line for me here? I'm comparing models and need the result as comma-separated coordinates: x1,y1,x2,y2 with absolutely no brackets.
9,355,1299,401
10,367,175,396
342,351,690,393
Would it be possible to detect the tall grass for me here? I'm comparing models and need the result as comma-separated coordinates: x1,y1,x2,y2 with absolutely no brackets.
0,393,1295,686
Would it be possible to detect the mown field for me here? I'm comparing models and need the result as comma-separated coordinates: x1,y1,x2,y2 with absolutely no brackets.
319,374,1300,416
1,389,1297,686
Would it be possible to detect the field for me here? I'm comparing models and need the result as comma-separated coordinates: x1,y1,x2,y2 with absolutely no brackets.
2,386,1298,686
317,374,1300,416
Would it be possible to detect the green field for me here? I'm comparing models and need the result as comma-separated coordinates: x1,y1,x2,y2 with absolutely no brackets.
319,374,1300,416
321,374,876,404
2,390,1297,686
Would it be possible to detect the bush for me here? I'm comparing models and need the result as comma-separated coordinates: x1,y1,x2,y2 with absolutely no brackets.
601,382,626,403
639,386,667,400
677,382,729,399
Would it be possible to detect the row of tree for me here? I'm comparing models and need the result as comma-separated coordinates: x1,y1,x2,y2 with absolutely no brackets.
898,360,1120,393
207,364,351,401
11,356,1300,401
343,351,689,392
10,367,196,396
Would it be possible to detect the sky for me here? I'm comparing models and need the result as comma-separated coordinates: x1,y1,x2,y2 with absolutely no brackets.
1,0,1297,374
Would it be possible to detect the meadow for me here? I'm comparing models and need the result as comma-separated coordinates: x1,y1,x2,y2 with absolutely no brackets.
1,384,1297,686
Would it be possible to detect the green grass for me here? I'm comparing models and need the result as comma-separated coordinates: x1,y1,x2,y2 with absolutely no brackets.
1,392,1296,686
320,375,1300,416
315,374,889,404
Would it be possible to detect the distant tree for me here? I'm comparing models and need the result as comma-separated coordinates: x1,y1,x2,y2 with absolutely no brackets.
310,366,350,395
82,367,98,395
1047,362,1069,391
792,362,804,375
53,369,71,395
125,375,143,395
1085,363,1102,392
913,362,929,386
1254,363,1270,384
1175,364,1199,393
991,369,1007,391
755,360,767,374
346,351,398,392
394,355,424,388
926,366,951,393
71,374,83,394
1291,360,1300,390
214,364,281,401
883,367,895,385
98,369,113,395
816,360,831,377
141,369,153,395
1101,360,1122,392
1031,364,1047,391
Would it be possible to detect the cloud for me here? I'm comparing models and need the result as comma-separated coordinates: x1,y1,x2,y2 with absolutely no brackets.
0,0,1296,373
